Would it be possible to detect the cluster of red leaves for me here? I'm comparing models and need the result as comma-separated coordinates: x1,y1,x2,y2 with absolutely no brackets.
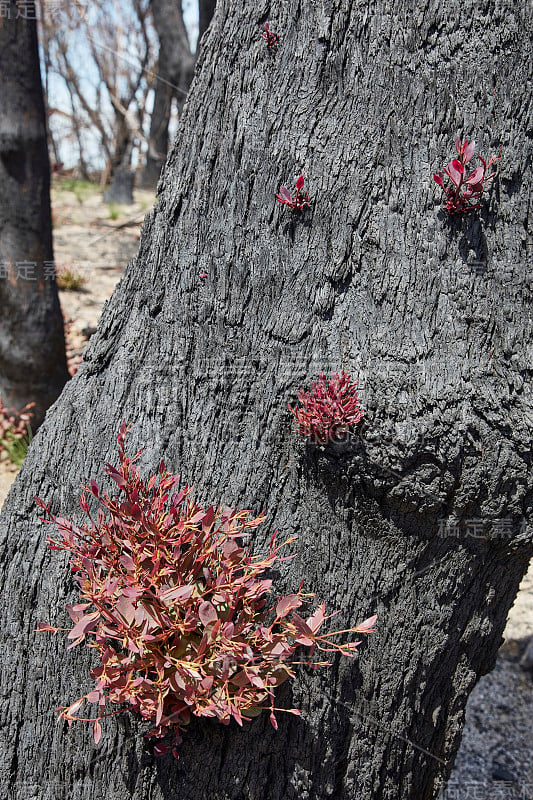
289,371,364,445
260,22,279,50
0,397,34,450
434,137,500,214
36,422,376,758
276,173,310,213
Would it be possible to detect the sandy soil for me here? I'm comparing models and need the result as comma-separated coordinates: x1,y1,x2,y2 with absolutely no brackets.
0,185,531,795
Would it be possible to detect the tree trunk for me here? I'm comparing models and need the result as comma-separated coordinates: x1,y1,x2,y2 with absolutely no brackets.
141,0,197,189
104,114,135,205
1,2,532,799
0,1,69,427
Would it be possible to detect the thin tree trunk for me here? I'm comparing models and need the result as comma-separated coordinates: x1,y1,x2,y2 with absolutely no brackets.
1,2,532,799
141,72,174,189
104,113,135,204
141,0,197,189
0,0,69,427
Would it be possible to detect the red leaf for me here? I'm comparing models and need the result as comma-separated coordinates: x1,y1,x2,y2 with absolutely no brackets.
35,622,61,633
154,741,171,756
296,174,305,190
155,696,164,726
433,172,444,186
202,506,216,532
198,601,218,626
104,464,127,489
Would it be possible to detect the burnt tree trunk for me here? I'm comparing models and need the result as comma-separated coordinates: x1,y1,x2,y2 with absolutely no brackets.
104,114,136,205
141,0,199,189
1,2,532,799
0,1,69,426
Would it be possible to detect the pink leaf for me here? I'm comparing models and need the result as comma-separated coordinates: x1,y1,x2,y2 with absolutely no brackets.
66,602,91,622
278,186,292,201
276,594,302,618
94,718,102,745
355,613,377,632
306,604,325,633
444,163,462,187
67,698,84,716
198,600,218,626
67,611,100,640
464,166,484,185
161,584,194,604
270,711,278,730
463,141,475,163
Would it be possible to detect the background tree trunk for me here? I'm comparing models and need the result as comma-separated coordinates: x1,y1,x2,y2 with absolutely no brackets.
141,0,199,189
104,114,136,204
0,0,69,427
1,2,532,799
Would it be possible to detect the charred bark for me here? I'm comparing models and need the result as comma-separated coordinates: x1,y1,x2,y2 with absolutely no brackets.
0,0,69,427
0,2,532,799
104,115,136,205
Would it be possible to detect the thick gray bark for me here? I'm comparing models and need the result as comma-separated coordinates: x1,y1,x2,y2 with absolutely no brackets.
1,2,532,799
0,1,69,426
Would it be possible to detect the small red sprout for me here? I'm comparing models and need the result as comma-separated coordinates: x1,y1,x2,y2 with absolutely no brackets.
434,136,500,214
36,422,375,757
260,22,279,50
289,371,364,445
276,173,310,213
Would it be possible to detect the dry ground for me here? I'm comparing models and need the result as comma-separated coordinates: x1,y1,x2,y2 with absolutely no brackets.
0,183,531,798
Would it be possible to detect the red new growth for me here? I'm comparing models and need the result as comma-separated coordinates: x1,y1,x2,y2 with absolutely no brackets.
260,22,279,50
433,136,500,214
35,422,375,758
290,371,364,445
276,173,310,213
